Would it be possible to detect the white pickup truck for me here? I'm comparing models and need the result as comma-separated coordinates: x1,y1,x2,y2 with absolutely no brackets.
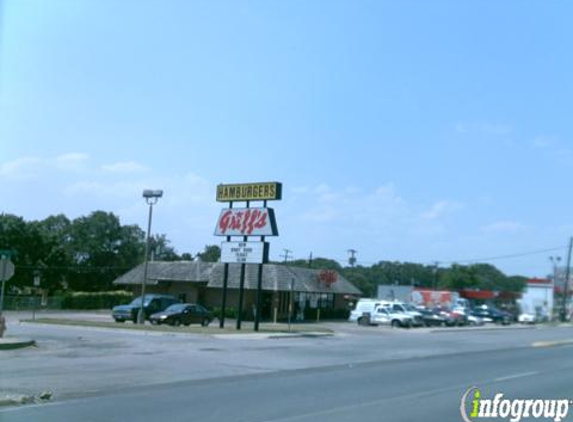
349,299,413,328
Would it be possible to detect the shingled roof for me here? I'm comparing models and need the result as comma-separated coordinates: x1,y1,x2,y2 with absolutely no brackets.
207,264,361,295
113,261,361,295
112,261,214,286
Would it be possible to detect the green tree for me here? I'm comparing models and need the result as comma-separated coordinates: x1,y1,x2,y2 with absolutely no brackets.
149,234,180,261
196,245,221,262
67,211,145,291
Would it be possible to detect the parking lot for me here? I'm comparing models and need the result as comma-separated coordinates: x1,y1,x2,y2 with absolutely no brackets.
2,310,573,405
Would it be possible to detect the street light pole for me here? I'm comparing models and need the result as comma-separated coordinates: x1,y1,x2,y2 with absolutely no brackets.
549,256,561,321
138,189,163,324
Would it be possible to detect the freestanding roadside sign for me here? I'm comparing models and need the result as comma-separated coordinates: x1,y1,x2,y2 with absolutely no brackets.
215,182,281,331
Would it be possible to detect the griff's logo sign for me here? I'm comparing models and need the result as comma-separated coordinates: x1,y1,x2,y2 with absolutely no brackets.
214,208,279,237
460,387,570,422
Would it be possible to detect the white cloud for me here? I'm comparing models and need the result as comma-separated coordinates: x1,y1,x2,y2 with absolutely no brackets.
480,221,526,234
0,156,42,179
531,137,554,149
63,181,142,198
421,200,463,220
455,122,467,134
55,152,89,171
102,161,148,174
481,123,513,136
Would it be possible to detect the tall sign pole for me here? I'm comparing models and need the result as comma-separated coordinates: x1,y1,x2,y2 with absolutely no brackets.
215,182,281,331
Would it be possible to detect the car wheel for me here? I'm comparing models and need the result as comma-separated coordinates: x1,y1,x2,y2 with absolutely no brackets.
391,320,400,328
357,317,363,325
201,318,210,327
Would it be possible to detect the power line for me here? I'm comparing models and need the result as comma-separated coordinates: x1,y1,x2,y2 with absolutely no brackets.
440,246,567,265
286,244,569,269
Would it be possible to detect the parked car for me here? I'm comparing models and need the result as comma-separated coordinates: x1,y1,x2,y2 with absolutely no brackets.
471,306,512,325
382,302,425,327
431,306,466,326
451,306,483,326
150,303,213,326
112,294,180,323
370,306,413,328
517,313,538,324
418,308,448,327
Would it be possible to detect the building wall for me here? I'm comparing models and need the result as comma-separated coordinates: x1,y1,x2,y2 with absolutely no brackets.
518,284,553,318
377,285,413,302
126,284,349,320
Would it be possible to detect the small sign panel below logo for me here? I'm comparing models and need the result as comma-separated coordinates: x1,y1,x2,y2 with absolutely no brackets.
221,242,268,264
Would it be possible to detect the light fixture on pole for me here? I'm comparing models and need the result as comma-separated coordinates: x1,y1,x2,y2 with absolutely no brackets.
138,189,163,324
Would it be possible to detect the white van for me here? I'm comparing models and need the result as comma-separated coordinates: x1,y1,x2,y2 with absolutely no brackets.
348,299,384,323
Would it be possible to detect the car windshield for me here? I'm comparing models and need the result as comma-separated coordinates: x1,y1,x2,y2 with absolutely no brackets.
165,304,187,312
129,298,151,307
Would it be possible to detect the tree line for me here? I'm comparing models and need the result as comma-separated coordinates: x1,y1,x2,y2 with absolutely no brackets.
288,258,528,297
0,211,528,296
0,211,211,294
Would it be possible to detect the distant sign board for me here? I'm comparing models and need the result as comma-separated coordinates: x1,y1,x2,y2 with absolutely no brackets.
216,182,282,202
0,258,15,281
214,207,279,236
221,242,268,264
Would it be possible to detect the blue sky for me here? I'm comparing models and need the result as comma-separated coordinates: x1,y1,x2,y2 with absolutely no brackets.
1,1,572,276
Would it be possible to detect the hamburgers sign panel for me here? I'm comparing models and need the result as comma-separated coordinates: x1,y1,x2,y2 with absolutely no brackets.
214,207,279,237
216,182,282,202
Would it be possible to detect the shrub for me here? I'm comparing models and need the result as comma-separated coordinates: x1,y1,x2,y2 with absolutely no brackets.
61,291,133,310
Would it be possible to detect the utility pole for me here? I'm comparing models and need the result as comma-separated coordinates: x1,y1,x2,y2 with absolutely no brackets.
281,249,292,263
562,238,573,322
549,255,562,320
432,261,439,290
308,252,313,268
347,249,357,267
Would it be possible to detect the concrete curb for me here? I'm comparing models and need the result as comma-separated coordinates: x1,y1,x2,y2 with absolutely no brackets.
428,325,537,334
267,332,335,339
0,338,36,350
531,339,573,348
0,394,35,407
212,332,334,340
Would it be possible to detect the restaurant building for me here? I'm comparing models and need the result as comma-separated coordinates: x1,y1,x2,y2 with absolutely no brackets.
113,260,362,320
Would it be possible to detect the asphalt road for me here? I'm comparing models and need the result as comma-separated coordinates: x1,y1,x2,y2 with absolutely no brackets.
3,345,573,422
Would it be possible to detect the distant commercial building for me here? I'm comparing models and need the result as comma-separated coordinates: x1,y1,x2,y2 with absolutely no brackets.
517,278,553,319
377,285,413,302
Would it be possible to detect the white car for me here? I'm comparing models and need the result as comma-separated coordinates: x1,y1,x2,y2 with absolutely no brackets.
518,313,537,324
370,307,413,328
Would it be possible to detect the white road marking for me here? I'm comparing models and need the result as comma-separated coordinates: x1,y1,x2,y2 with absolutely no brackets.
494,371,539,382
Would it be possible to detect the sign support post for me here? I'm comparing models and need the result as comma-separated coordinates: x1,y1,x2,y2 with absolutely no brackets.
219,203,232,329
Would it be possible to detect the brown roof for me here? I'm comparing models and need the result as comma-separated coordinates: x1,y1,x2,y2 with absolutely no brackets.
113,261,362,295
